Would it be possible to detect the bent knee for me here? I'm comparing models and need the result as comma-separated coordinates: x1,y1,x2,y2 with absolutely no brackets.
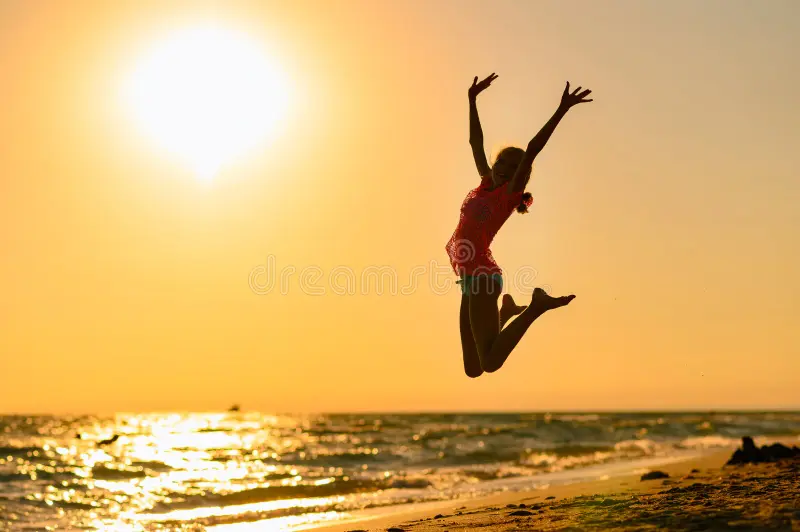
465,368,483,379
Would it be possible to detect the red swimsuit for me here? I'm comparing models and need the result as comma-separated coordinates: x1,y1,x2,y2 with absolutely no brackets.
445,176,533,277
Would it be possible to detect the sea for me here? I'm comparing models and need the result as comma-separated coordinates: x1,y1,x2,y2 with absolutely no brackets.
1,412,799,531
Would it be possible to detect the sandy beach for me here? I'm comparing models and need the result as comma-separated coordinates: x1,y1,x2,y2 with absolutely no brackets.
317,442,800,531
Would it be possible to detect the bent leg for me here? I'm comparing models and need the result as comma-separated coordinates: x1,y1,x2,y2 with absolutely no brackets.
459,294,483,378
471,282,575,373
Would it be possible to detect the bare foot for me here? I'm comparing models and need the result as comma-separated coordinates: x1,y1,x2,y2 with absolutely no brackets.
500,294,527,326
529,287,575,313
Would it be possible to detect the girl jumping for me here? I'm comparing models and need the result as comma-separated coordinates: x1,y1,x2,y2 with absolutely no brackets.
445,74,592,377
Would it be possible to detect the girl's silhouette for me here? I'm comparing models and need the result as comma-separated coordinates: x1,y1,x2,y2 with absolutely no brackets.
445,74,592,377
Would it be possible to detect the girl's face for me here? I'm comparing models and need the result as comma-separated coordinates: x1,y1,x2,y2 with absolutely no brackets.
492,151,524,185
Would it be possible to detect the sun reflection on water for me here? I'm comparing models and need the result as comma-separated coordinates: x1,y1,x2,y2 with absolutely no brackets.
206,511,345,531
131,495,345,523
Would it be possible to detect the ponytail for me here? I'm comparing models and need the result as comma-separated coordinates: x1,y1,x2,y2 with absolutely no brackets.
516,192,533,214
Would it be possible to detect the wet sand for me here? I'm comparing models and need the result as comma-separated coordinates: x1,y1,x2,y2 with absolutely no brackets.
316,445,800,531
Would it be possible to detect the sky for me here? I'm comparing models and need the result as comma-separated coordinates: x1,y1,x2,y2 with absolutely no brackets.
1,0,798,414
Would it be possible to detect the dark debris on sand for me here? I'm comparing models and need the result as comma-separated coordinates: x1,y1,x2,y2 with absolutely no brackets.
640,470,669,481
726,436,800,465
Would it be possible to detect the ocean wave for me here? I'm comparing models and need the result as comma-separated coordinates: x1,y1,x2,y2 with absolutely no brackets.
419,448,522,467
0,446,40,457
91,464,151,480
388,477,432,489
3,411,800,530
149,477,384,513
0,472,36,482
538,444,614,456
677,435,740,449
289,449,394,467
613,438,663,455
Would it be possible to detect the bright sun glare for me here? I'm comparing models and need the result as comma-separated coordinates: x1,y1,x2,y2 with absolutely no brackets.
125,26,289,180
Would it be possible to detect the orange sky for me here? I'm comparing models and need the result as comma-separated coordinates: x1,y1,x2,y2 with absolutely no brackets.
1,0,798,414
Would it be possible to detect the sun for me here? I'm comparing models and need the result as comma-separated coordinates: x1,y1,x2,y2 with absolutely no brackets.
124,26,289,180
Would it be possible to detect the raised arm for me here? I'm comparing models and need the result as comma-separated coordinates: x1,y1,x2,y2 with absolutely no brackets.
468,73,497,178
509,82,593,193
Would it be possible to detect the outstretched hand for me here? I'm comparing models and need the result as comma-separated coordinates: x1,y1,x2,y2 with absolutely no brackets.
559,82,593,109
468,73,498,100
